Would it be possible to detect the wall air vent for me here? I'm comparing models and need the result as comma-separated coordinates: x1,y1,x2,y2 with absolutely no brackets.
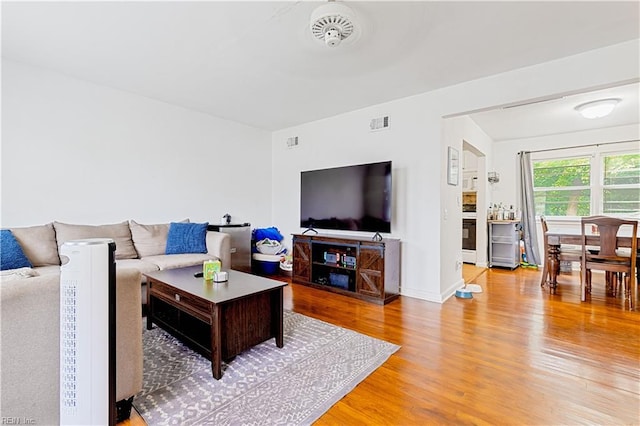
287,136,299,148
370,116,389,132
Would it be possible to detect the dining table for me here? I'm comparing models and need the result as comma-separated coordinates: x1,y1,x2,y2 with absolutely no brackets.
545,231,639,302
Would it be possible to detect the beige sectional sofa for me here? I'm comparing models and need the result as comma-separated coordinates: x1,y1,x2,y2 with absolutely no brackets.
0,220,232,424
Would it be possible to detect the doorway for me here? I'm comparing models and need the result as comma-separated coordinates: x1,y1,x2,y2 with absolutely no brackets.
462,141,487,267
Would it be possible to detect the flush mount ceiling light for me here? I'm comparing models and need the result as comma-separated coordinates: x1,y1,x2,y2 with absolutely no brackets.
574,98,621,119
310,0,359,47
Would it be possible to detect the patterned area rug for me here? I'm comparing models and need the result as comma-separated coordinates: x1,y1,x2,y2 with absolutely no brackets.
134,311,399,425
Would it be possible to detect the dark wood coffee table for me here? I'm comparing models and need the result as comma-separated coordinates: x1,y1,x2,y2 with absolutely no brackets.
145,265,286,379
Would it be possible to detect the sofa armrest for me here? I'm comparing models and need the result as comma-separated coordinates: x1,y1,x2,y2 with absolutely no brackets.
1,274,60,424
0,269,143,423
115,269,143,401
206,231,232,270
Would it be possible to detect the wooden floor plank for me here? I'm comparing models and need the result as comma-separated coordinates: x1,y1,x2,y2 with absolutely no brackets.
121,267,640,425
462,263,487,284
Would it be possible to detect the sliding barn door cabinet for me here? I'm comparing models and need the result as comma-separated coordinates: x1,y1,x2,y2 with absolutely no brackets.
292,234,400,305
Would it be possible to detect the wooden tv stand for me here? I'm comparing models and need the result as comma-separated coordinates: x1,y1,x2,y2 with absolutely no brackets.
292,233,400,305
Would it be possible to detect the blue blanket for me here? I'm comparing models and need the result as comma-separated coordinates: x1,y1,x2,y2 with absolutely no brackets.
252,227,284,243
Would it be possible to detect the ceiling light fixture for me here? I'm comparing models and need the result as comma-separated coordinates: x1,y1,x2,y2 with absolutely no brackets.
310,0,359,47
574,98,621,119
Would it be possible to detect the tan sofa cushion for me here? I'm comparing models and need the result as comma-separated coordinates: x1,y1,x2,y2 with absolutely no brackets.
33,265,61,276
10,223,60,266
116,258,160,275
140,253,216,270
129,219,188,258
53,221,138,260
0,267,39,280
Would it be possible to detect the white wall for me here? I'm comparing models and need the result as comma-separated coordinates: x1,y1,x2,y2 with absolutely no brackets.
442,115,494,271
270,39,640,303
1,60,272,228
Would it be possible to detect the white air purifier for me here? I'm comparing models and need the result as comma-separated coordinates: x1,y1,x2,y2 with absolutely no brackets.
60,238,116,426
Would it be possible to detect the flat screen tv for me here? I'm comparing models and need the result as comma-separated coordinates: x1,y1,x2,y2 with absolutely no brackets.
300,161,392,233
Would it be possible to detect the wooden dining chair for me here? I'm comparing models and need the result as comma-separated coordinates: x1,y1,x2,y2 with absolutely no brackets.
580,216,638,309
540,216,581,291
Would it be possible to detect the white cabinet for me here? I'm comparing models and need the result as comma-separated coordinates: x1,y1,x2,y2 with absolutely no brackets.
462,172,478,192
488,221,521,269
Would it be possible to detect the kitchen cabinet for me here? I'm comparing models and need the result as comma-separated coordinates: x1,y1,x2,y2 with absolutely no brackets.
462,172,478,192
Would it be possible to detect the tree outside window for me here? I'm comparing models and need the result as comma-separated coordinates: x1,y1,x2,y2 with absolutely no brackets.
533,157,591,216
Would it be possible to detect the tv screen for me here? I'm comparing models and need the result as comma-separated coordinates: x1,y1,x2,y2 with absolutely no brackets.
300,161,392,233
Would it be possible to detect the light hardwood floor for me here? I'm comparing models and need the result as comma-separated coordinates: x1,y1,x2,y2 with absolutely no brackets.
121,267,639,425
462,263,487,284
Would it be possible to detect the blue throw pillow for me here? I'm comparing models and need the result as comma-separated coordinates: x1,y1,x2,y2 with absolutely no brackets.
165,222,209,255
1,229,33,270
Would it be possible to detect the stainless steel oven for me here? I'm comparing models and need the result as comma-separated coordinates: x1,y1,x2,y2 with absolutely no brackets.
462,219,476,251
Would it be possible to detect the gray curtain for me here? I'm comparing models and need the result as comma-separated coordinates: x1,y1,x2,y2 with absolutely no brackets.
518,151,541,265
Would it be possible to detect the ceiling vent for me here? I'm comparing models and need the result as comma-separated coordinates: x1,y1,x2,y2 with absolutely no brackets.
310,1,359,47
370,116,389,132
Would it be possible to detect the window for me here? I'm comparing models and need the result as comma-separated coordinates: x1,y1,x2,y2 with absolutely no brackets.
533,157,591,216
532,149,640,217
602,152,640,215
